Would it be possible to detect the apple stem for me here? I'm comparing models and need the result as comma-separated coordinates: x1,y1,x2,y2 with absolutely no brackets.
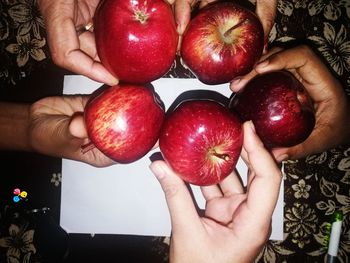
81,142,95,154
210,150,230,161
224,19,249,37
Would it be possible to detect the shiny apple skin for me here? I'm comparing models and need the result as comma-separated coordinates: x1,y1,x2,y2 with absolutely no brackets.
180,2,264,85
84,84,165,163
94,0,178,84
159,100,243,186
230,71,315,148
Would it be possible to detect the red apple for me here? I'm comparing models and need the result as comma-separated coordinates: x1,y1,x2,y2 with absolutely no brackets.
94,0,178,84
180,2,264,85
230,70,315,148
84,84,165,163
159,100,243,186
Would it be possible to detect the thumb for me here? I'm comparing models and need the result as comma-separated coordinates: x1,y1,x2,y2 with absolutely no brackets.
174,0,193,35
255,0,277,42
69,113,88,139
150,160,201,233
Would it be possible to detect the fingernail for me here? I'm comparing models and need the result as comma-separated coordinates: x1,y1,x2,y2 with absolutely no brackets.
231,77,241,86
150,163,166,180
110,78,119,86
248,120,256,132
176,21,184,35
276,154,289,163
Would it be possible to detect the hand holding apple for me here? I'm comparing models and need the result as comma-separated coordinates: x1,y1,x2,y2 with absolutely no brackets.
159,100,243,186
231,45,350,161
230,70,315,149
27,95,116,167
180,2,264,85
150,121,282,263
94,0,178,84
84,84,165,163
174,0,277,51
37,0,119,86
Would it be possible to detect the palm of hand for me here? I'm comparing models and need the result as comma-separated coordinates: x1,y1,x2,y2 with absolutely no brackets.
272,54,349,159
198,188,268,263
29,96,115,167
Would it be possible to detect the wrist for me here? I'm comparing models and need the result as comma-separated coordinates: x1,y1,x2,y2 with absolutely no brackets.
0,102,32,151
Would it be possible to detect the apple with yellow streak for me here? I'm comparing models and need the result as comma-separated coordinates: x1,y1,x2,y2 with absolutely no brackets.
181,2,264,85
159,100,243,186
84,84,165,163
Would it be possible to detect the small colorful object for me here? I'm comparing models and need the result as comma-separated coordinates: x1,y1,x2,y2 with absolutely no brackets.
13,188,28,203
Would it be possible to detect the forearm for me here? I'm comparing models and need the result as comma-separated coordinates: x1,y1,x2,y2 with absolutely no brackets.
0,102,32,151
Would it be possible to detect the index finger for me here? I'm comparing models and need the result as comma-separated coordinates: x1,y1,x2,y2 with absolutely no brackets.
149,161,203,234
230,47,283,92
254,45,343,101
174,0,197,35
244,121,282,218
46,14,118,85
255,0,277,40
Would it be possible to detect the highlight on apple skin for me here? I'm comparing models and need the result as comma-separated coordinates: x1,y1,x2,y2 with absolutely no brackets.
159,100,243,186
180,2,264,85
230,70,316,148
94,0,179,84
84,84,165,164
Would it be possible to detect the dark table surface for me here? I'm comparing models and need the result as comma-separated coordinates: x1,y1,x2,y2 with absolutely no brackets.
0,0,349,262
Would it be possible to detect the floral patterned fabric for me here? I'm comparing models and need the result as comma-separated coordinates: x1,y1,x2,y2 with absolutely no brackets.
0,0,349,262
0,0,48,87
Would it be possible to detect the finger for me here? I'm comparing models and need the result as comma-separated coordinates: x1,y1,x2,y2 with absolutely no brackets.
255,0,277,40
230,47,282,92
243,121,282,218
174,0,196,35
204,194,246,225
78,31,99,61
282,135,326,160
198,0,214,9
201,184,223,201
61,49,118,86
272,120,342,161
254,45,338,100
47,16,118,86
150,161,202,233
69,114,88,139
230,69,259,93
271,147,289,163
254,47,306,76
219,171,244,196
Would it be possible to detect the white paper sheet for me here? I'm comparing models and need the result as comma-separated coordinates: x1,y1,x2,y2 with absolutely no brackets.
61,76,284,240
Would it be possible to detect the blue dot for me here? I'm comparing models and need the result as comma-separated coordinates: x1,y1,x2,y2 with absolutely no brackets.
13,196,20,202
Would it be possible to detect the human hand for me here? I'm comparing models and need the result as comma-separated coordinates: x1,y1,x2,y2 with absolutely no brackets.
37,0,118,86
150,121,282,263
230,45,350,161
172,0,277,50
29,95,115,167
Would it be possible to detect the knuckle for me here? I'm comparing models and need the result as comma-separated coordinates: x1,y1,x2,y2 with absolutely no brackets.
50,50,65,66
162,183,180,199
297,45,312,56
